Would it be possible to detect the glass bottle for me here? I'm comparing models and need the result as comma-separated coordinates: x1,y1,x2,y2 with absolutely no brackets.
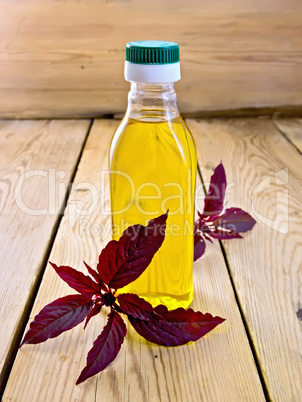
109,41,197,309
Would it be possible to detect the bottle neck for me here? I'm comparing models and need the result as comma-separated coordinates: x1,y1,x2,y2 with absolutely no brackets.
125,82,179,122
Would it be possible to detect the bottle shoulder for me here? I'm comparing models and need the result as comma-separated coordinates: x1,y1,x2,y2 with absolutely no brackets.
111,114,195,143
110,115,197,169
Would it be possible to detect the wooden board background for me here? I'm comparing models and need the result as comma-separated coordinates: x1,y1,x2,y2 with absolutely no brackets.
0,0,302,118
3,120,265,402
1,117,301,400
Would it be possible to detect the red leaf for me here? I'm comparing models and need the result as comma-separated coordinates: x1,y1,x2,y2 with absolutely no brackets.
83,261,108,292
117,293,155,320
84,301,104,329
76,310,127,384
50,262,100,297
203,163,226,217
83,260,100,282
97,211,168,289
194,233,206,261
207,227,242,240
155,305,224,343
119,294,225,346
20,295,93,346
214,207,256,234
97,240,119,286
129,308,224,346
203,232,214,243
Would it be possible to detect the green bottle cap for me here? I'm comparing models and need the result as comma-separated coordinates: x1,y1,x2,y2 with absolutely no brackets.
125,41,180,65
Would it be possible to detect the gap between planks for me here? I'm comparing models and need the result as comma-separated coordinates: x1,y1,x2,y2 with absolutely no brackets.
272,119,302,156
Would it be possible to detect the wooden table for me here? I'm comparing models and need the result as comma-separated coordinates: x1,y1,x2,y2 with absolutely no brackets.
0,118,301,401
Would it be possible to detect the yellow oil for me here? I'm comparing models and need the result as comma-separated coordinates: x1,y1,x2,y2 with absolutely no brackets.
109,115,197,309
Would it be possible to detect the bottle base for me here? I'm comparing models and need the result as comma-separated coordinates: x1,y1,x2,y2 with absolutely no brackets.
129,289,194,310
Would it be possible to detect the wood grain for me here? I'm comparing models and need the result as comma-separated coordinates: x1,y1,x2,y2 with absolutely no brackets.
0,0,302,118
0,119,90,388
3,119,265,401
187,118,302,401
274,119,302,153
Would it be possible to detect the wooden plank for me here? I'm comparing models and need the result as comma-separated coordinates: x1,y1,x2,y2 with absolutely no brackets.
187,118,302,401
273,119,302,154
0,0,302,118
3,119,265,401
0,120,90,386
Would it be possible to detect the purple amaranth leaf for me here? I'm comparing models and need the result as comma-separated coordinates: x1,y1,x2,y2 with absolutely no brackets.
120,294,225,346
193,163,257,262
20,295,93,346
83,261,108,292
206,228,242,240
97,211,168,289
96,240,118,285
154,304,225,344
84,301,104,329
202,162,226,217
76,310,127,384
117,293,155,320
194,233,206,262
50,262,101,298
214,207,256,234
